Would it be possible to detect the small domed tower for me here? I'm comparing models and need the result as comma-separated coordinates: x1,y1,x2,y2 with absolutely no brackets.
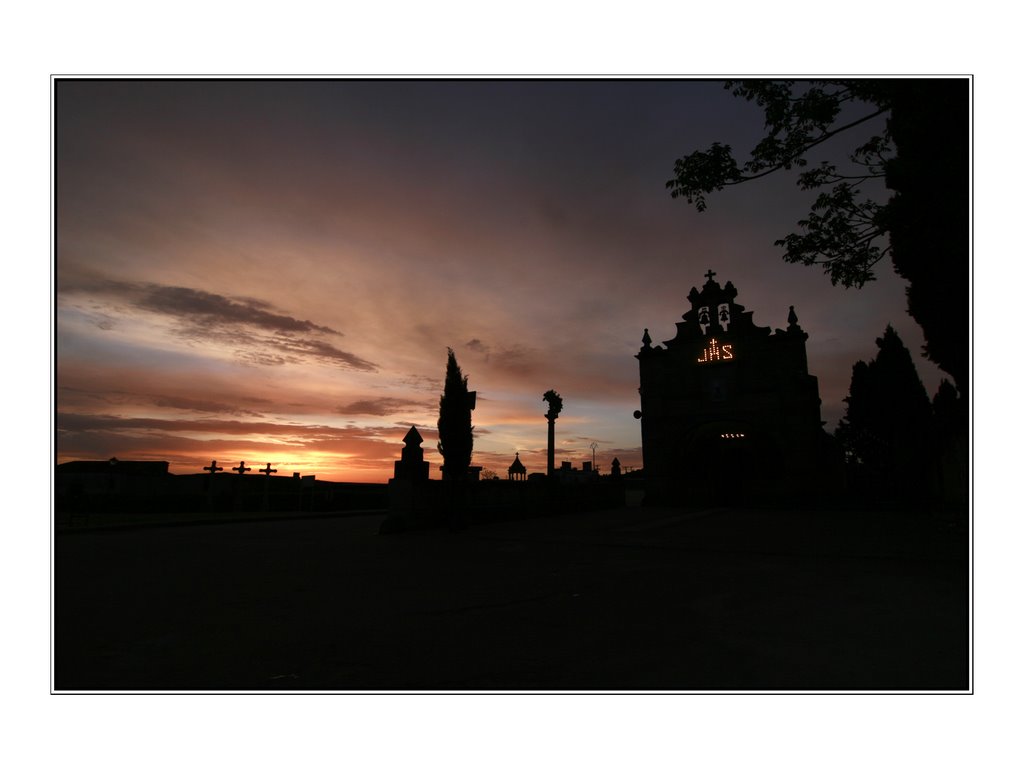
507,452,527,481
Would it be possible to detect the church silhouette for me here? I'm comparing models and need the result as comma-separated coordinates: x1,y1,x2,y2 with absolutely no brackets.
636,271,841,505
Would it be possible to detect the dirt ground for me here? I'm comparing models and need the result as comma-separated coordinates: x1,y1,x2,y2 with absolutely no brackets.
53,505,968,691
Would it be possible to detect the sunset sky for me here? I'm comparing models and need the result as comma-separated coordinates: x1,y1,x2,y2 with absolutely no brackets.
55,78,945,483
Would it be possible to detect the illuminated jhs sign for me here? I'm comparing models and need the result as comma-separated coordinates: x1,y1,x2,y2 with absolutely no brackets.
697,338,734,364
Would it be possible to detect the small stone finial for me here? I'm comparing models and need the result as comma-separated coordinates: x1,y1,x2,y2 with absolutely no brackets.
704,269,717,282
641,328,652,348
395,425,429,481
787,305,799,327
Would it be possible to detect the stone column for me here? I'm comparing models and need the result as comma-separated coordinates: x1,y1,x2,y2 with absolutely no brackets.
542,390,563,478
547,416,555,476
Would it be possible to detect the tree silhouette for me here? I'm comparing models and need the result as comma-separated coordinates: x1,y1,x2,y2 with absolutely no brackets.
666,80,968,397
835,325,933,496
437,348,474,480
932,379,961,440
930,377,968,512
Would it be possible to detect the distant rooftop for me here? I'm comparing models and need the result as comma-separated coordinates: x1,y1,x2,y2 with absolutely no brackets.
57,458,170,475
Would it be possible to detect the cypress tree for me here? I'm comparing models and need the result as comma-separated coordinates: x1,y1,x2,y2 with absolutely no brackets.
437,348,473,480
835,325,932,497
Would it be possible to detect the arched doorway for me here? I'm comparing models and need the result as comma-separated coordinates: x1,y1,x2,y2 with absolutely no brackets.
685,421,779,504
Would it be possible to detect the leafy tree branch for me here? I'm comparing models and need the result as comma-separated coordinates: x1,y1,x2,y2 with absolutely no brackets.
665,78,968,397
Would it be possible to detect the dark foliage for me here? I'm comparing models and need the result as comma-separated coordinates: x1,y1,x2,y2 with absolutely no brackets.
932,379,962,440
929,377,969,513
437,347,473,479
835,325,933,495
666,79,968,396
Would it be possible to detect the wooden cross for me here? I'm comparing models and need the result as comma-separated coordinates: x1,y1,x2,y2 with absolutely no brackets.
233,461,251,474
259,463,277,477
204,460,223,474
704,269,716,281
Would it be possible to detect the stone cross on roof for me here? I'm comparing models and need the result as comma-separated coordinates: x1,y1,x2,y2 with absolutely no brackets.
259,463,277,476
233,461,251,474
204,460,223,474
704,269,717,281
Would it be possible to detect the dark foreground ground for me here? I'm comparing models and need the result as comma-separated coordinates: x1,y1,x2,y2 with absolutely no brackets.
54,505,968,691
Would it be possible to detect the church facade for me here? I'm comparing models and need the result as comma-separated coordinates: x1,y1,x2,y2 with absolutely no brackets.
635,271,838,505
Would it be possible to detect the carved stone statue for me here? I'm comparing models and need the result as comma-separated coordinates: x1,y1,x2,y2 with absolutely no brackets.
543,390,563,420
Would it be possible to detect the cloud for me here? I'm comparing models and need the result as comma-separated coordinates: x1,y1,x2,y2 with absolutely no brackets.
55,412,418,457
57,412,303,436
136,285,339,335
56,366,369,420
150,395,265,417
231,338,378,372
234,350,291,367
336,397,431,417
56,411,419,440
397,374,443,392
60,274,379,372
459,337,542,376
395,423,438,438
59,385,265,417
279,338,377,371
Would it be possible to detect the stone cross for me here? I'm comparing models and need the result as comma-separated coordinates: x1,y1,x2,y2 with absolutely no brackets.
204,460,223,474
259,463,277,477
233,461,251,474
705,269,716,281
